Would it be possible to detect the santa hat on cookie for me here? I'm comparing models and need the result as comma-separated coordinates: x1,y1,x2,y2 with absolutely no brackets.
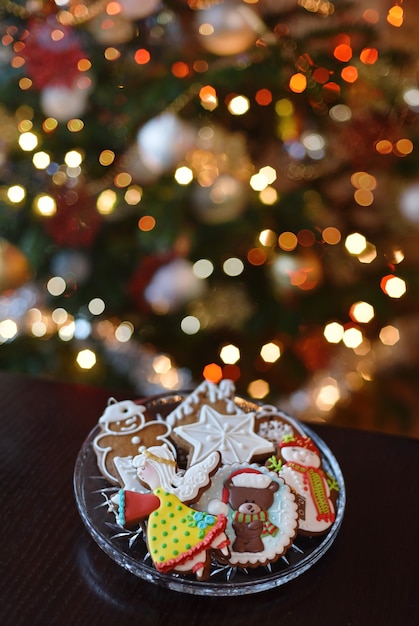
208,468,273,516
280,435,319,454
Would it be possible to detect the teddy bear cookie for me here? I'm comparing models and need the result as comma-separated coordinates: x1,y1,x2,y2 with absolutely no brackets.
195,463,298,568
266,434,339,536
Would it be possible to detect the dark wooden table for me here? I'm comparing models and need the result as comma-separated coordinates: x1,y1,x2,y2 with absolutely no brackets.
1,371,418,626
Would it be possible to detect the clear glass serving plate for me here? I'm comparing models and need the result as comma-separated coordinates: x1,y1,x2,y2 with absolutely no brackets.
74,394,346,596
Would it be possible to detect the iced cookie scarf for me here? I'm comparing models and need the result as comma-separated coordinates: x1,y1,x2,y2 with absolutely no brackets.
288,462,335,523
232,510,279,537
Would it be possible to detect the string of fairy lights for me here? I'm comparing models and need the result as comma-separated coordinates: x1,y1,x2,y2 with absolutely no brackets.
0,0,414,421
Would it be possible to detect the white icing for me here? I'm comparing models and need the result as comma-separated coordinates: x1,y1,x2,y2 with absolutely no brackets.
113,456,148,493
132,444,221,503
255,405,306,444
257,420,293,445
93,398,175,484
195,463,298,567
231,473,271,489
166,379,239,427
98,398,146,428
173,405,274,466
279,445,335,534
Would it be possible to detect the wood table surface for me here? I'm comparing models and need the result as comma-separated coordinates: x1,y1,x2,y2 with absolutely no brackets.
1,371,418,626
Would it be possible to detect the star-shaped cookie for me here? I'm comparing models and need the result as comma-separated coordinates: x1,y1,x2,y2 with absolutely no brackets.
173,405,275,466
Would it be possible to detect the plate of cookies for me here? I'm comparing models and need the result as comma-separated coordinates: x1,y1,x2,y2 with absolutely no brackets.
74,379,345,595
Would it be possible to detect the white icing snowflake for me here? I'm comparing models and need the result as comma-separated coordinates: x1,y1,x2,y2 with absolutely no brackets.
173,405,274,466
257,420,293,444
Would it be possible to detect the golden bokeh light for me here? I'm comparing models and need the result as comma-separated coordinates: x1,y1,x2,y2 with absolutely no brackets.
220,344,240,365
278,231,298,251
349,301,375,323
260,342,281,363
380,275,406,298
247,379,270,399
379,325,400,346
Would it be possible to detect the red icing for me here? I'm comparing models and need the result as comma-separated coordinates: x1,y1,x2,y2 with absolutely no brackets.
155,515,228,574
122,491,160,528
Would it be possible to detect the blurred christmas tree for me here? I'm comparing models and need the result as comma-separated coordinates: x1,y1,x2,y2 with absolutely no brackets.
0,0,418,436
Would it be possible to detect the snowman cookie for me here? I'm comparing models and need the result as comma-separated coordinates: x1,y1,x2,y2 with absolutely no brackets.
93,398,174,485
267,434,338,536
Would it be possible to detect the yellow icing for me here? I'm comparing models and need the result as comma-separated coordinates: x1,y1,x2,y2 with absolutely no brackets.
148,488,225,572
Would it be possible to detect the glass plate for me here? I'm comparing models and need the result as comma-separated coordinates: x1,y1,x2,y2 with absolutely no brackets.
74,395,345,596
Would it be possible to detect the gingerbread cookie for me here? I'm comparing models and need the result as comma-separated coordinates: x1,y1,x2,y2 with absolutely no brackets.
93,398,174,485
165,379,240,428
113,444,230,581
196,463,298,568
172,403,275,467
254,404,306,453
85,381,343,585
267,434,338,536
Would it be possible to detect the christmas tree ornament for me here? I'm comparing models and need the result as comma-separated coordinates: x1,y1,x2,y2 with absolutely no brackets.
187,124,253,201
143,257,206,315
88,13,136,45
21,18,86,90
399,183,419,223
43,186,102,247
136,113,197,175
40,81,91,121
129,255,206,315
0,239,32,293
118,0,162,20
191,174,248,224
121,143,160,185
194,2,265,56
1,0,419,439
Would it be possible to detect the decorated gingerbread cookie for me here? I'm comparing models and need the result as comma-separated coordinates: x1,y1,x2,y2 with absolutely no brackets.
93,398,174,485
254,404,307,452
112,444,230,581
165,378,240,428
86,380,343,585
267,434,338,536
196,463,298,568
172,404,275,467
